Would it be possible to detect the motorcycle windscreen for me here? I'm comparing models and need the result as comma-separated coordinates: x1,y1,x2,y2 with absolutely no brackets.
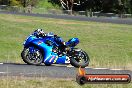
24,35,37,46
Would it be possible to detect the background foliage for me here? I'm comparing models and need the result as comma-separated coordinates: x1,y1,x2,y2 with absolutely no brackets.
0,0,132,14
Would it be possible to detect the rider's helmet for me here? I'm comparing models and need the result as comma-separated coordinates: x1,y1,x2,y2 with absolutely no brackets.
34,29,46,37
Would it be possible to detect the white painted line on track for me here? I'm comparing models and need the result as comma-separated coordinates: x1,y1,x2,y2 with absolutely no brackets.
67,65,74,68
85,67,92,68
54,64,67,67
0,63,3,64
92,68,109,70
0,72,6,74
110,69,123,71
66,66,124,71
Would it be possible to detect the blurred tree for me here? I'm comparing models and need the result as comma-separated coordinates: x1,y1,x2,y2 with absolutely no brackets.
130,0,132,14
21,0,39,7
59,0,74,10
0,0,132,14
10,0,21,6
0,0,10,5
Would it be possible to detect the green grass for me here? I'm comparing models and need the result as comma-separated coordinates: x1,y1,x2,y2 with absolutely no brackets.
0,77,131,88
37,0,59,9
0,13,132,70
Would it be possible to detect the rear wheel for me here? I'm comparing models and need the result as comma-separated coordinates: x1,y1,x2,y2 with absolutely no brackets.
21,47,43,65
70,49,90,68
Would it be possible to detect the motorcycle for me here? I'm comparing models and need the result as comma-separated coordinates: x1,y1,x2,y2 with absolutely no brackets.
21,33,90,68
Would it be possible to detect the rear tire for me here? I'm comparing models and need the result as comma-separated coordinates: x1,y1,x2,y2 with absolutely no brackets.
21,47,43,65
70,50,90,68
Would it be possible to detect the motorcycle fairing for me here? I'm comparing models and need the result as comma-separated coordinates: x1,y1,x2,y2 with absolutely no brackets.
25,36,69,64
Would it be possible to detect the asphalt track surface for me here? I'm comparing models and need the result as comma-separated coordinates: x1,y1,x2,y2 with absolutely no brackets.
0,63,132,79
0,11,132,25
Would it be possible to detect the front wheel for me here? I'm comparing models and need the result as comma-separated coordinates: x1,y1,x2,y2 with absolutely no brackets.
21,47,43,65
70,49,90,68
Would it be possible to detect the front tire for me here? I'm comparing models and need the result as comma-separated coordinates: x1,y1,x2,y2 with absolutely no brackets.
21,47,43,65
44,63,51,66
70,50,90,68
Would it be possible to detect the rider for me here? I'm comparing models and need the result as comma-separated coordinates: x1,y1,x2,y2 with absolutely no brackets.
33,29,69,55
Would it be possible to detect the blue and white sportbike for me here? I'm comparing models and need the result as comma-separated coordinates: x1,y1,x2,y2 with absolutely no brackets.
21,31,90,68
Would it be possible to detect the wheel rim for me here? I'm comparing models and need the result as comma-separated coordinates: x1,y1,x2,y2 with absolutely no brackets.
25,48,43,64
74,51,88,64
